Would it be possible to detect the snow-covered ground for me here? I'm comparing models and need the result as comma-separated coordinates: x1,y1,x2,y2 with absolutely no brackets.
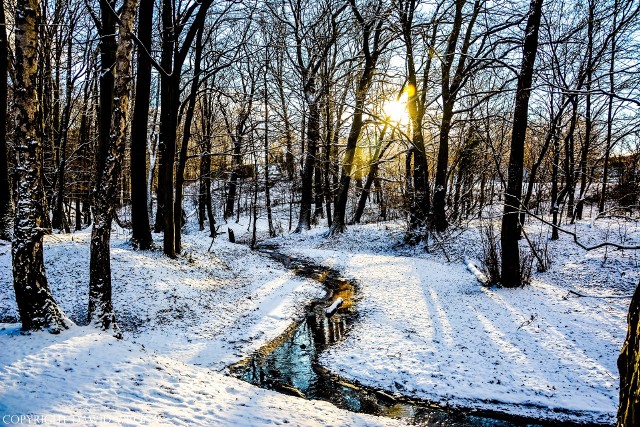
0,227,400,426
268,218,638,425
0,209,636,426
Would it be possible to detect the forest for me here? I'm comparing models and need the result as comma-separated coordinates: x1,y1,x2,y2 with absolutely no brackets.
0,0,639,425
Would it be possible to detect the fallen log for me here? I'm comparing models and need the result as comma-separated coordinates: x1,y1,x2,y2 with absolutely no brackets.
464,259,489,286
325,297,343,316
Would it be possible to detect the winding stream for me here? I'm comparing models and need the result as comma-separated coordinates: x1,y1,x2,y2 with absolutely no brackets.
229,246,609,427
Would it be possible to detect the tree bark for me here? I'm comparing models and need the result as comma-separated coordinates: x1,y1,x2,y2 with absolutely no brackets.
398,0,439,239
550,104,562,240
617,281,640,427
12,0,68,333
295,98,320,233
500,0,543,288
130,0,154,249
432,0,479,233
0,0,10,241
89,0,138,335
264,45,275,237
575,0,595,221
174,26,204,253
330,1,384,234
224,125,244,219
159,0,177,258
521,102,565,227
599,0,618,214
353,125,389,224
51,28,73,233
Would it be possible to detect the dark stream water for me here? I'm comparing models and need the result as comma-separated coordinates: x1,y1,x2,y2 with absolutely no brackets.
229,246,610,427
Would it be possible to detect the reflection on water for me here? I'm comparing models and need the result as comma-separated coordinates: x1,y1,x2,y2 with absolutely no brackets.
230,248,593,427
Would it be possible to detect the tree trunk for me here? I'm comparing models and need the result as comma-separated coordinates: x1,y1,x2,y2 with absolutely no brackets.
323,91,334,227
617,281,640,427
331,85,368,233
198,151,208,232
89,0,138,335
264,48,275,237
52,30,73,233
0,0,11,241
174,26,204,254
575,0,594,221
431,0,468,233
295,98,320,233
432,97,455,232
550,109,562,240
500,0,543,288
331,82,370,231
159,0,177,258
12,0,67,333
563,97,579,223
599,0,618,214
224,138,241,220
329,2,383,234
75,198,81,231
199,94,216,237
130,0,154,249
313,146,324,223
97,0,116,215
399,0,439,239
353,125,389,224
521,102,564,226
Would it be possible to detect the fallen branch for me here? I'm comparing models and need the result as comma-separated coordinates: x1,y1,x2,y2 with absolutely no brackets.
517,314,537,330
325,297,343,316
565,290,632,299
464,259,489,286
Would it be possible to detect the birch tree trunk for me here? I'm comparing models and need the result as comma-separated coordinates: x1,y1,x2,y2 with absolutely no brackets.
12,0,68,333
88,0,138,335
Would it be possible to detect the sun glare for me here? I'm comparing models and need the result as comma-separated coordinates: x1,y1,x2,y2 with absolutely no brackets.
384,90,409,123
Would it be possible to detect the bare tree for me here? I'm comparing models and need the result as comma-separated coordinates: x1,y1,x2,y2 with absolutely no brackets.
88,0,138,334
267,0,346,233
330,0,388,234
129,0,155,249
500,0,544,288
12,0,68,332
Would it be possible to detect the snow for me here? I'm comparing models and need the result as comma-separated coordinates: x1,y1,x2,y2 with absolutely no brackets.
465,259,490,285
0,209,637,425
0,229,399,426
325,297,343,315
268,218,638,425
0,324,400,426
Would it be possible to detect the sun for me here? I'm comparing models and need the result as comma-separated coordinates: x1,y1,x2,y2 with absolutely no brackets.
383,90,409,123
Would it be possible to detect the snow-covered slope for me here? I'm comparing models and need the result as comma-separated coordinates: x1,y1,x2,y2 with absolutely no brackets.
270,219,637,424
0,230,400,426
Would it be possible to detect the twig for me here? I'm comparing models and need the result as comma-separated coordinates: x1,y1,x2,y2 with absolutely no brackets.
519,225,546,269
512,203,640,251
566,290,632,299
517,314,537,330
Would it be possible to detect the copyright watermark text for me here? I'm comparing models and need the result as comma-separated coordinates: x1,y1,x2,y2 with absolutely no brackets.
2,414,161,425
